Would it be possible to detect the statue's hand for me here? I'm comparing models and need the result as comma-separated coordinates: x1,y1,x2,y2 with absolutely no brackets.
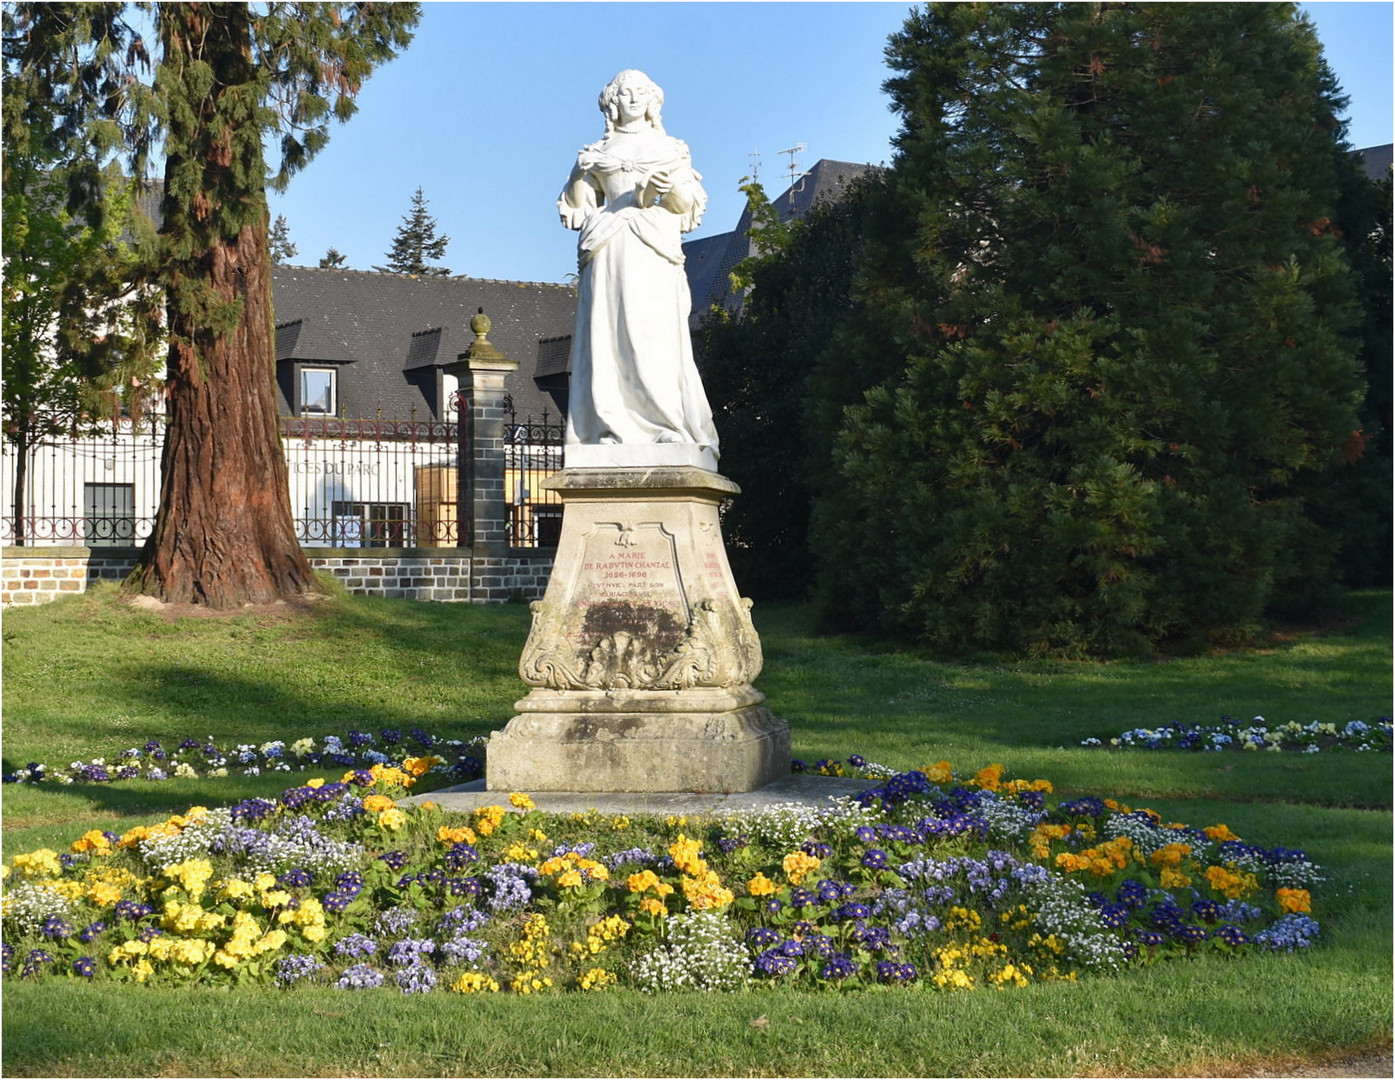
642,169,692,214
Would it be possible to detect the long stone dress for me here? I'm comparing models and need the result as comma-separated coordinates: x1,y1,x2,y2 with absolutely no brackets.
558,131,720,464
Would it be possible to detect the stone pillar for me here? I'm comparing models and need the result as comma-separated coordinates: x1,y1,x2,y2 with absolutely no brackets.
487,466,790,793
445,311,518,559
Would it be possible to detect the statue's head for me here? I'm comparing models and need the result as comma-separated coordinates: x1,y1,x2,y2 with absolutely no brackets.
599,69,665,134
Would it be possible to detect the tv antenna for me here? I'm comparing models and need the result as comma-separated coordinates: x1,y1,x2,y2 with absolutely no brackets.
748,148,761,182
779,143,809,210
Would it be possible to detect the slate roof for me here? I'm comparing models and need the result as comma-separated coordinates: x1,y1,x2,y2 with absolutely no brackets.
684,159,875,326
270,266,575,422
1359,143,1392,181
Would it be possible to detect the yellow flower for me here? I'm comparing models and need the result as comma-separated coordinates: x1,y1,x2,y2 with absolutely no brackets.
378,808,408,831
87,879,124,907
404,755,443,777
509,792,536,810
217,878,257,903
682,870,734,910
1159,866,1192,889
306,778,326,788
639,897,667,917
668,835,707,876
746,872,779,897
556,869,584,889
474,805,507,836
579,967,616,990
162,859,214,901
781,851,820,886
921,761,954,784
451,972,500,994
1203,823,1240,843
12,849,63,880
363,793,396,814
438,825,478,847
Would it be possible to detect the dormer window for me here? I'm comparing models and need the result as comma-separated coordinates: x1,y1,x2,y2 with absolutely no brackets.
301,367,336,416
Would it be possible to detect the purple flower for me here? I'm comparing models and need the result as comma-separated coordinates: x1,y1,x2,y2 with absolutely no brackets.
80,921,107,943
276,954,324,986
337,963,384,990
861,849,888,870
73,957,96,978
396,962,437,994
333,933,378,959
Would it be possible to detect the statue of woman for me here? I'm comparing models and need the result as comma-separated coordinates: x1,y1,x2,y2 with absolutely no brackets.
558,70,720,468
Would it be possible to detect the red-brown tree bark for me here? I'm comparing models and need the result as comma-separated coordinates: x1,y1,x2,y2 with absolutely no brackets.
126,3,316,607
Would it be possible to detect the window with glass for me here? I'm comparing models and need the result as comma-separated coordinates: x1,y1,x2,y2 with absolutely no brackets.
300,367,336,416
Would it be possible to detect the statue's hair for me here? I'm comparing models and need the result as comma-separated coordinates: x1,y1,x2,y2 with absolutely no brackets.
599,69,666,135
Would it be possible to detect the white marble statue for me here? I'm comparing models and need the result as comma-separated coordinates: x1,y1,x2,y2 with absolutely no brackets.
558,69,720,470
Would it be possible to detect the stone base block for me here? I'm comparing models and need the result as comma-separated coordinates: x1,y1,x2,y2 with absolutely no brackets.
487,706,790,793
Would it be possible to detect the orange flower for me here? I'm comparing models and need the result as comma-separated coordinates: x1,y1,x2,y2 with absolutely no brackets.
1203,823,1240,843
970,763,1005,791
437,825,478,847
362,794,396,814
1277,888,1311,914
746,872,779,897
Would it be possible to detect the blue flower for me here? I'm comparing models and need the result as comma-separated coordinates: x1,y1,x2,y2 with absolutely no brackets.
821,954,857,980
861,849,888,870
747,927,780,949
72,957,96,978
755,949,798,977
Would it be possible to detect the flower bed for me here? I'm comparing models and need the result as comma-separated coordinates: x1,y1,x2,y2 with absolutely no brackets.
1,728,485,787
1,759,1323,994
1081,716,1392,753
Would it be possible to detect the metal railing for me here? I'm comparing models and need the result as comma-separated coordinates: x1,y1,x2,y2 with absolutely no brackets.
503,397,564,548
2,406,563,549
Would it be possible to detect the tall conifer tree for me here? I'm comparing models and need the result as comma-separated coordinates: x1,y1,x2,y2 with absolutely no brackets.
813,2,1366,656
3,2,419,606
375,187,451,276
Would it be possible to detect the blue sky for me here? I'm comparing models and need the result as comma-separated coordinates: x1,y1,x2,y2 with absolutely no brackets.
267,1,1395,286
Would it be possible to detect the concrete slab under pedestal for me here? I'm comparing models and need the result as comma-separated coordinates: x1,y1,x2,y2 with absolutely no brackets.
486,705,790,793
404,772,877,818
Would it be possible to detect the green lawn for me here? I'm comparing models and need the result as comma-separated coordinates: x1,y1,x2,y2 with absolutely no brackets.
1,585,1390,1076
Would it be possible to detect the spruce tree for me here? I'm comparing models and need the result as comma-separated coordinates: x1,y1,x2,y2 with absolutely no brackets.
318,246,347,268
375,186,451,275
3,2,420,607
812,2,1365,656
269,213,297,263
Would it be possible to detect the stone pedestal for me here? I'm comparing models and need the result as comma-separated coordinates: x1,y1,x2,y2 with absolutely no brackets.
487,466,790,793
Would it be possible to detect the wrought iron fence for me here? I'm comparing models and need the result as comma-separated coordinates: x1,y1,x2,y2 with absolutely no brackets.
503,396,564,548
2,406,563,549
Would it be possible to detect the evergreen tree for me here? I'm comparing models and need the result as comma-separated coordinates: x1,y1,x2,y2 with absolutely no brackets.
375,187,450,275
701,171,889,598
269,213,297,263
811,2,1365,656
3,2,419,606
318,246,347,268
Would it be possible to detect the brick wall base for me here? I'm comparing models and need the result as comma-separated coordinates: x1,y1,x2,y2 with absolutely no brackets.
1,547,553,608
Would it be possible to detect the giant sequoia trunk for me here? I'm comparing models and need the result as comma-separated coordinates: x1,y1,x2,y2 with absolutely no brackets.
126,2,315,607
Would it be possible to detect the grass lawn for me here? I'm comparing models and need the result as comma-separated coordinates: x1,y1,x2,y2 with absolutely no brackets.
1,584,1390,1076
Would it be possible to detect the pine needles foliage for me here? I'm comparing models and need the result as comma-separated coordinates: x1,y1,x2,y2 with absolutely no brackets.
796,2,1373,658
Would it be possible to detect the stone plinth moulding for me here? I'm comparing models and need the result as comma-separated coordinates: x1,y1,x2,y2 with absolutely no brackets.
487,466,790,793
